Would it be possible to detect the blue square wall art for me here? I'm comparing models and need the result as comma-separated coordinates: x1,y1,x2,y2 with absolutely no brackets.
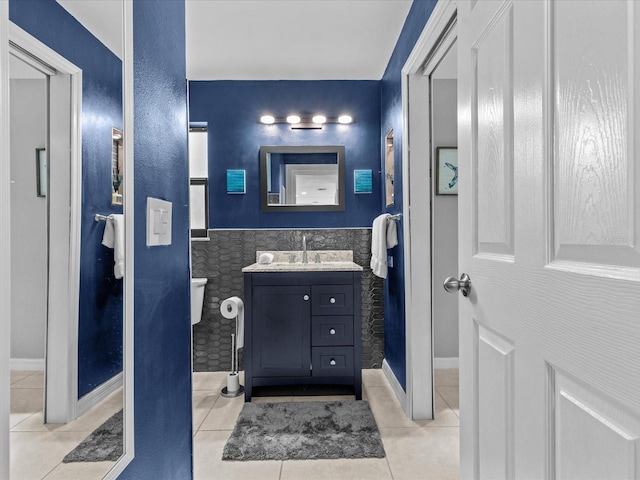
227,169,246,194
354,169,373,194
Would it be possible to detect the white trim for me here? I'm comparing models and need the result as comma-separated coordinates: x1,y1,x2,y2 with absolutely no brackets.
1,2,11,476
382,360,407,407
77,373,123,417
403,0,459,77
105,0,135,476
9,23,83,425
10,358,46,371
434,357,460,369
401,0,458,421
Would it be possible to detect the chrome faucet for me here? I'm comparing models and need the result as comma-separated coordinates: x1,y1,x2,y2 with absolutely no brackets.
302,235,308,264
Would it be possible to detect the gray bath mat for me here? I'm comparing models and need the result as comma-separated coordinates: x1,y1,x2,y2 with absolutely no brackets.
222,400,386,461
63,409,123,463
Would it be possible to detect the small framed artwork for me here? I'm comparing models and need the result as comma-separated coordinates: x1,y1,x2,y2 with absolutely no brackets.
354,169,372,194
436,147,458,195
226,169,246,194
36,148,47,197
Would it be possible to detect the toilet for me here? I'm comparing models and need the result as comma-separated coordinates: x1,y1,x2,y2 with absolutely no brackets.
191,278,208,325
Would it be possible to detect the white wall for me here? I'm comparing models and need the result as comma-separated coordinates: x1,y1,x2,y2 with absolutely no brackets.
10,79,47,361
432,79,459,359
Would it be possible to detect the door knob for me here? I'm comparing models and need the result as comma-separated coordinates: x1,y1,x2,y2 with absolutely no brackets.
443,273,471,297
303,295,310,301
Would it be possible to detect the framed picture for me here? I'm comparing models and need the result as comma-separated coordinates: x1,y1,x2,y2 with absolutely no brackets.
436,147,458,195
354,169,372,194
36,148,47,197
226,169,246,194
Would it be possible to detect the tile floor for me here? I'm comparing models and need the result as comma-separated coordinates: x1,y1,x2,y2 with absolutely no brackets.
9,369,459,479
10,370,122,479
193,369,460,480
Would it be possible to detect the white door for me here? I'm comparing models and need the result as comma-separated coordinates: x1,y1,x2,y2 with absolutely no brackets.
456,0,640,478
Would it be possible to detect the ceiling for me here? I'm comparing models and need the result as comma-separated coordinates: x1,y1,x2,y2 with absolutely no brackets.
55,0,413,80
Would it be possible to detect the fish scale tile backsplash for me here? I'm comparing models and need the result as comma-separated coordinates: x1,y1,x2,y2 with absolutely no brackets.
191,229,384,372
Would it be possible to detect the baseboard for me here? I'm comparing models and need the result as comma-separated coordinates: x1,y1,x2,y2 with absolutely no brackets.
434,357,459,369
10,358,45,371
382,359,406,409
76,372,123,418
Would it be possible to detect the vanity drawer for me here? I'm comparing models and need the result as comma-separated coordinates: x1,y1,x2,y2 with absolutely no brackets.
312,347,354,377
311,285,354,315
311,316,354,346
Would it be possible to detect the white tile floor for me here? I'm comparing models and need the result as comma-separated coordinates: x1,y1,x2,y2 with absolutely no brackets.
10,370,121,479
9,369,459,479
193,369,460,480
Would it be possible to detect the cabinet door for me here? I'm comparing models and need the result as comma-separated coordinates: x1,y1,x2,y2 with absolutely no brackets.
252,285,311,377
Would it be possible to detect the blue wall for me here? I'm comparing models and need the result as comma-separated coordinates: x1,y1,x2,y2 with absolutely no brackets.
189,80,381,228
9,0,124,397
380,0,437,390
120,0,192,477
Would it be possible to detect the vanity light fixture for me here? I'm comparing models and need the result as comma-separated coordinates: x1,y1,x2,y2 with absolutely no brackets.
259,113,354,129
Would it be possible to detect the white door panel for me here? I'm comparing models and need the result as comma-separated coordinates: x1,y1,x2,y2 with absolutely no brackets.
472,1,514,258
553,0,640,270
458,0,640,478
477,323,514,480
554,368,640,480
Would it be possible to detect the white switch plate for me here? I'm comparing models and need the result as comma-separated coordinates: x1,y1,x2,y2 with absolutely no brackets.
147,197,172,246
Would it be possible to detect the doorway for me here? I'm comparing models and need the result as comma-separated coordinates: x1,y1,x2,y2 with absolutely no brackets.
402,0,458,420
8,27,83,426
429,44,459,370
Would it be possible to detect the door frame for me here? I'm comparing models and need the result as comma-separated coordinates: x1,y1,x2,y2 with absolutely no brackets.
401,0,458,419
1,1,11,476
8,24,83,424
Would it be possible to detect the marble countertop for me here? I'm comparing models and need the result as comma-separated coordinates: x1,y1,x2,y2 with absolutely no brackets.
242,250,363,273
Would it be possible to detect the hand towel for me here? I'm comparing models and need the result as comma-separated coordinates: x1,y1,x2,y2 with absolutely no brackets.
102,214,125,279
370,213,398,279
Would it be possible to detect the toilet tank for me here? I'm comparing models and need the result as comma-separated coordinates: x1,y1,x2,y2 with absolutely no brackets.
191,278,208,325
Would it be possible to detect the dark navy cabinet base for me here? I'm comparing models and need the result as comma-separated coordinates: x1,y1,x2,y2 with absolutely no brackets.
244,271,362,402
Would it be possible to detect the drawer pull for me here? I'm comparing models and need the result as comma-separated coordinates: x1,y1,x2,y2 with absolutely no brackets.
330,297,336,304
329,328,336,335
330,359,337,366
303,295,310,301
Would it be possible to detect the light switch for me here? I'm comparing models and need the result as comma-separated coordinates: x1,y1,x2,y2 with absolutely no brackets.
147,197,172,246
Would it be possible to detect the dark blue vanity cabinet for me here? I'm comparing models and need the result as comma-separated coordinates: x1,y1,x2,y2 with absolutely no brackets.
243,271,362,401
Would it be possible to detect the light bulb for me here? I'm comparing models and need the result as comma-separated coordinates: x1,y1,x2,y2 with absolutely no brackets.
260,115,275,124
286,115,301,124
312,115,326,124
338,115,353,124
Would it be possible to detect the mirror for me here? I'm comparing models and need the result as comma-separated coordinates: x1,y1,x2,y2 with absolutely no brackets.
385,129,394,207
260,145,345,212
112,128,123,205
7,0,129,477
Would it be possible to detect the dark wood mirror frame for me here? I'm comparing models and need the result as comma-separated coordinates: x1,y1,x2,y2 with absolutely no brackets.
260,145,346,212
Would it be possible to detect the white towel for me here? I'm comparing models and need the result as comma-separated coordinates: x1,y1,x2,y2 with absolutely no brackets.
370,213,398,279
101,214,125,279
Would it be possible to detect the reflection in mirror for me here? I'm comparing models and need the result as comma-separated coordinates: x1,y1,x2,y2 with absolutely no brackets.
385,129,394,207
260,145,345,212
7,0,128,477
112,128,123,205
